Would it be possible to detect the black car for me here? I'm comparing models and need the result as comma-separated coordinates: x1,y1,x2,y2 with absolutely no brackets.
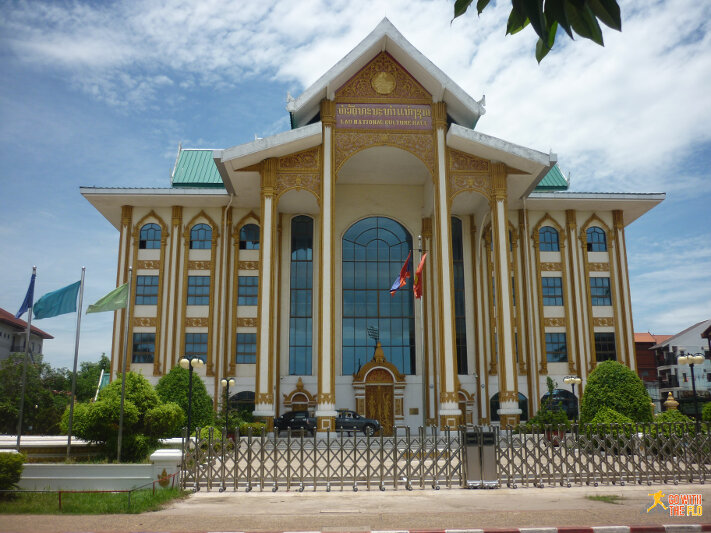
274,410,316,435
335,409,380,436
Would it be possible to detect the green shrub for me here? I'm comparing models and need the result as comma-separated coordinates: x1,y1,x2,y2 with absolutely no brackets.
702,402,711,423
526,377,570,431
193,426,222,441
144,403,185,438
584,407,634,452
156,367,214,433
580,361,653,423
0,452,26,492
238,422,266,436
653,409,696,438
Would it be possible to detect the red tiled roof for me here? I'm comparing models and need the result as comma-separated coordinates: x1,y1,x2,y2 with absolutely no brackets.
634,332,672,344
0,308,53,339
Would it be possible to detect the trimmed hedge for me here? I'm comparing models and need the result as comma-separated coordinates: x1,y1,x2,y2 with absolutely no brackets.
0,452,25,492
580,361,653,423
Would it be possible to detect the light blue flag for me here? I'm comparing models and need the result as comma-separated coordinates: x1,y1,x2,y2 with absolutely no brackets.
33,281,81,319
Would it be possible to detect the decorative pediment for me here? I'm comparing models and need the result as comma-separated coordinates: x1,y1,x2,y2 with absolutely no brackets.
336,52,431,102
353,342,406,383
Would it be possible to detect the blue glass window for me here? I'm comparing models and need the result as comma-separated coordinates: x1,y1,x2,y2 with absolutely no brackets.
236,333,257,364
590,277,611,305
595,332,616,362
539,226,559,252
187,276,210,305
139,223,161,249
239,224,260,250
136,275,159,305
132,333,155,363
289,216,313,375
452,217,468,374
238,276,258,306
185,333,207,362
586,226,607,252
545,332,567,362
541,277,563,306
342,217,415,375
190,223,212,249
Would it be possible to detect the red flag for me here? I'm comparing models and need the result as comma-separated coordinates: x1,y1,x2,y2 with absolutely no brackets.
390,251,411,296
413,252,427,299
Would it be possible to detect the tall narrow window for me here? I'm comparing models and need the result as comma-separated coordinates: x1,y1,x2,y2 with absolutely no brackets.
185,333,207,362
139,223,161,249
236,333,257,364
239,224,260,250
594,332,616,361
190,223,212,249
452,217,468,374
289,216,313,375
541,277,563,306
187,276,210,305
342,217,414,375
132,333,155,363
586,226,607,252
545,332,567,362
590,277,612,306
135,275,159,305
238,276,258,305
539,226,559,251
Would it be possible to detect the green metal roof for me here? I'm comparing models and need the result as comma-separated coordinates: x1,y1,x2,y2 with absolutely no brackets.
535,164,568,191
171,149,224,188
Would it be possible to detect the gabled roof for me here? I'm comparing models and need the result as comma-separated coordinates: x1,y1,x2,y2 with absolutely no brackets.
634,332,672,344
171,148,224,188
535,165,569,191
0,308,53,339
287,18,485,130
651,319,711,350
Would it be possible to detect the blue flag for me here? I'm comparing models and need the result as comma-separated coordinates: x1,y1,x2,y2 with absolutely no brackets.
33,281,81,319
15,273,36,319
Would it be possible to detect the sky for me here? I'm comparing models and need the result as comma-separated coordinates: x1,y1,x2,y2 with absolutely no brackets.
1,0,710,370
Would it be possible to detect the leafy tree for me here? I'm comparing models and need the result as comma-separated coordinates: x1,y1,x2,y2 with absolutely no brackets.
155,367,214,434
453,0,622,62
702,402,711,423
580,360,653,423
528,376,570,428
0,353,70,435
74,353,110,402
61,372,183,461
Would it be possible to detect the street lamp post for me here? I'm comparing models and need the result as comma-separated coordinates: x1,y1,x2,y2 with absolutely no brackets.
180,356,204,438
677,352,705,429
221,377,236,434
563,376,582,422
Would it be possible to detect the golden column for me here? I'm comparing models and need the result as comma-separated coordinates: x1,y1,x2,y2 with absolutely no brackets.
254,157,277,428
490,163,520,426
431,102,460,428
316,99,337,432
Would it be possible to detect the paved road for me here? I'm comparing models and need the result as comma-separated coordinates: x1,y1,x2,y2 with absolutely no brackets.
1,483,708,532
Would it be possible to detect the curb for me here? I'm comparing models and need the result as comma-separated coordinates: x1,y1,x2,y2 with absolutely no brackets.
207,528,711,533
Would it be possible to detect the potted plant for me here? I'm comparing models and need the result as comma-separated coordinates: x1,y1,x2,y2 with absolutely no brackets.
531,377,571,445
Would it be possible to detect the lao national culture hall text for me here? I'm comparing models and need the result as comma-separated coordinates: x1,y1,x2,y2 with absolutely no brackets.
82,19,664,433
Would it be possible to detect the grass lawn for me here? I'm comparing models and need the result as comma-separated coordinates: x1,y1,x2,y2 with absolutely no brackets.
0,487,188,514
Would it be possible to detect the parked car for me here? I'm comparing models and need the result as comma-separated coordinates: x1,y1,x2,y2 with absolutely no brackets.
335,409,380,436
274,410,316,435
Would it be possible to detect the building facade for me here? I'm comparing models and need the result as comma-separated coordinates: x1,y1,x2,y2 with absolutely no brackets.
634,332,672,410
0,308,53,362
81,20,664,431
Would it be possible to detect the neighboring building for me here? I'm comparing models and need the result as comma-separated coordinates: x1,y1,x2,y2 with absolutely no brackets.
0,307,53,362
652,319,711,416
634,332,672,410
81,19,664,431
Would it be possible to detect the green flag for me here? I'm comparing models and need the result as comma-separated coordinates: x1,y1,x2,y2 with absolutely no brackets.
33,280,81,319
87,283,128,314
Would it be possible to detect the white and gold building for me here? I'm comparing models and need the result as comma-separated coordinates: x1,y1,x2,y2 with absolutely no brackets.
81,19,664,431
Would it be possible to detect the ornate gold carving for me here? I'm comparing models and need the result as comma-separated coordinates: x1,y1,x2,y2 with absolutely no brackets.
356,397,365,415
450,174,490,201
255,393,274,405
121,205,132,227
613,209,624,230
395,397,404,416
238,261,259,270
450,149,490,172
440,391,458,403
593,317,614,327
187,260,211,270
236,318,257,328
278,147,319,170
283,378,316,409
275,147,320,202
588,262,610,272
133,317,156,327
185,317,208,328
432,101,447,129
335,52,430,101
171,206,182,226
544,317,566,327
137,260,160,270
421,217,432,238
366,368,394,383
275,173,321,201
490,163,507,201
371,71,396,94
540,262,563,271
320,99,336,126
334,131,434,175
317,393,336,404
499,391,519,403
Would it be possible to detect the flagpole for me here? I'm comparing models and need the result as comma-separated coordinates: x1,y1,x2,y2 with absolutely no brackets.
117,266,132,462
16,266,36,451
66,267,86,459
417,237,427,428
